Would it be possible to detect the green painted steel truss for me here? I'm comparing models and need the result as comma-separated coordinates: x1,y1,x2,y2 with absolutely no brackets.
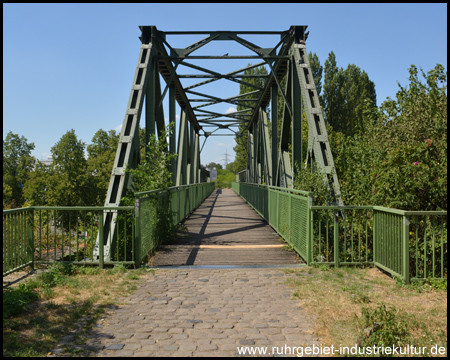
94,25,343,261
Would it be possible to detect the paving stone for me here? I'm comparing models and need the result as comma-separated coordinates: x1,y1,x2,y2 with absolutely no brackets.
162,345,179,351
198,344,218,351
105,344,125,350
239,339,255,345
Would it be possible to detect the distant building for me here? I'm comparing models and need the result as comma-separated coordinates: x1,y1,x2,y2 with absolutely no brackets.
39,156,53,168
206,167,217,181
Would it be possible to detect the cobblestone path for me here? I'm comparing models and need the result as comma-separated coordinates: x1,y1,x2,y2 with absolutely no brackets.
77,268,319,357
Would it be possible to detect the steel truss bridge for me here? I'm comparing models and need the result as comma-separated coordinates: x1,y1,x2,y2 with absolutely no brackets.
3,27,446,285
94,25,343,260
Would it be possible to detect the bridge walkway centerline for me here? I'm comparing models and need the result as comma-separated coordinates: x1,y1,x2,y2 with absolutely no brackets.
149,188,302,266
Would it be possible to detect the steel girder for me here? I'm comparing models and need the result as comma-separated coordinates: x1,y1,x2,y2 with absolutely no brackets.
95,25,344,261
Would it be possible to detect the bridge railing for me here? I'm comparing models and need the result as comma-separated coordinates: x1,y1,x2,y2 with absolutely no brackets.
3,206,136,275
233,182,314,263
135,182,215,261
310,206,374,267
3,182,215,275
233,182,447,284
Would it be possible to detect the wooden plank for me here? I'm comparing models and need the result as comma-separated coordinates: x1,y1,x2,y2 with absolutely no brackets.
150,188,301,266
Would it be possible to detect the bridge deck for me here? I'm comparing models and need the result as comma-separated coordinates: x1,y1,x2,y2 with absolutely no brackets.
149,188,301,266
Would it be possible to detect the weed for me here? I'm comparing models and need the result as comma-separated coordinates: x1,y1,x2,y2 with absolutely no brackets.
77,266,101,275
428,278,447,291
356,304,410,347
126,273,141,280
3,282,39,319
319,264,330,271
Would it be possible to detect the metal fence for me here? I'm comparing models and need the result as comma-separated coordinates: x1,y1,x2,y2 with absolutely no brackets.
3,182,215,275
135,182,215,261
233,182,447,284
3,207,34,276
233,182,313,263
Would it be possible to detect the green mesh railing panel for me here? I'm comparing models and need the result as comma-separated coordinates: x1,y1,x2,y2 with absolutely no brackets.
232,182,446,283
269,189,278,231
278,192,290,242
290,195,310,260
139,196,160,259
136,182,215,261
234,183,312,262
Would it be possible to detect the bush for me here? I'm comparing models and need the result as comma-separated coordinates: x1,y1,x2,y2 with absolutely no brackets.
3,283,39,319
356,304,410,348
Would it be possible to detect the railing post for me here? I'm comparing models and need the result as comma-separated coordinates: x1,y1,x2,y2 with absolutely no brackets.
334,211,339,268
99,211,104,269
402,216,410,284
29,208,35,271
135,199,141,269
307,197,313,265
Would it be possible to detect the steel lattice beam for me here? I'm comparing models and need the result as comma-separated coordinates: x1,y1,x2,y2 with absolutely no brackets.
95,25,344,261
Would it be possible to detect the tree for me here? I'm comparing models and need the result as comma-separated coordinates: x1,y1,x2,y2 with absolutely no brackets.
205,162,222,170
48,129,93,206
309,52,323,99
3,131,36,208
328,64,446,211
22,160,53,206
87,129,119,205
123,124,176,199
370,64,447,210
322,51,376,136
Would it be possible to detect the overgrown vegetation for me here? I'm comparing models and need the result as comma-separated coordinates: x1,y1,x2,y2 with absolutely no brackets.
283,266,447,356
3,265,154,357
119,124,178,261
216,167,235,188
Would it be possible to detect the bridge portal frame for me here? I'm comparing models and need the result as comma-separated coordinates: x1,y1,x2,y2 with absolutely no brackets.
94,25,343,261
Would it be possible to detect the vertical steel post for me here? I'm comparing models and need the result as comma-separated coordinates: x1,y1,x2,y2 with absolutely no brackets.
291,54,302,185
169,84,177,184
271,83,278,186
402,216,410,284
189,124,195,184
334,212,339,268
29,209,34,270
176,110,187,186
135,200,140,268
99,211,104,269
193,132,199,183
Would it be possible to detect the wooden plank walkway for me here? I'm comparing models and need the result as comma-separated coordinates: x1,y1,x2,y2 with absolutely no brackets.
149,188,301,266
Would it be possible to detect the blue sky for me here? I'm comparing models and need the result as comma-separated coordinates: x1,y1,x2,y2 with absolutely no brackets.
3,3,447,168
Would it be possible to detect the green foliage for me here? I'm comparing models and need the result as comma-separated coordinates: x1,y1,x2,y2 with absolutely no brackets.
124,125,177,196
329,64,447,211
216,168,234,188
370,65,447,211
323,51,377,136
48,129,94,207
3,283,39,319
309,52,323,98
205,162,223,170
356,304,410,348
37,263,77,289
293,163,331,206
22,160,52,206
3,131,36,208
87,129,119,206
118,125,177,261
